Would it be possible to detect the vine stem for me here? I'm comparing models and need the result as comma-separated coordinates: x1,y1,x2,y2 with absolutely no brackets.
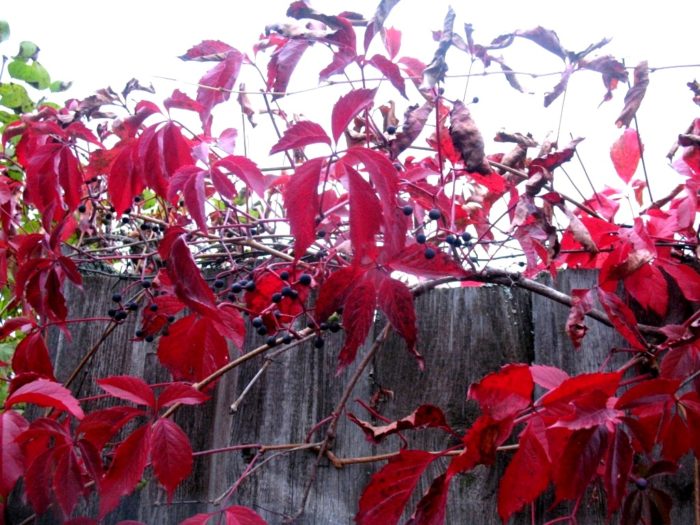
63,322,119,388
292,322,392,522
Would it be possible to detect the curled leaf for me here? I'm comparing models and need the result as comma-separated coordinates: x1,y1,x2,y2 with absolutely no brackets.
420,7,455,91
449,100,489,174
616,61,649,128
389,99,435,158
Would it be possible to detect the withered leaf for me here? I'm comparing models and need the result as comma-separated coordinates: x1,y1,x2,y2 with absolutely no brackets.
494,131,538,148
544,64,574,107
514,27,567,61
364,0,401,51
389,99,435,158
449,100,490,174
688,80,700,106
579,56,628,104
237,83,256,127
615,61,649,128
420,7,455,92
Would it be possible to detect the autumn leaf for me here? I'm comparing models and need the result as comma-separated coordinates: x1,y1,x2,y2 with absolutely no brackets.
616,61,649,128
331,88,377,143
284,157,324,258
420,7,455,91
270,120,331,154
6,379,84,419
449,100,490,174
151,419,193,502
348,404,450,443
611,128,642,183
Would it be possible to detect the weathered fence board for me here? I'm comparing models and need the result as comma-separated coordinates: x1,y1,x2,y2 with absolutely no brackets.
7,271,696,524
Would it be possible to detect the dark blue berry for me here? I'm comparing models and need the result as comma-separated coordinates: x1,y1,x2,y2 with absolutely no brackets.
329,322,341,333
299,274,312,286
424,247,436,259
214,279,225,288
282,334,293,345
257,326,268,336
107,309,117,318
266,336,278,347
461,231,473,243
126,302,138,311
145,335,155,343
314,337,325,349
252,316,264,328
428,208,441,221
635,478,648,490
167,315,176,323
114,311,128,321
281,286,293,297
135,330,144,338
244,280,256,292
149,304,158,312
317,230,326,238
141,280,152,289
111,293,122,303
386,125,397,134
78,204,87,213
416,233,427,244
231,283,243,294
227,293,237,301
445,234,457,246
402,205,413,216
272,292,282,303
280,271,290,281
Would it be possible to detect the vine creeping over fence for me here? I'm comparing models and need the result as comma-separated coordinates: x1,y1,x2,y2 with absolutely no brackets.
1,1,700,524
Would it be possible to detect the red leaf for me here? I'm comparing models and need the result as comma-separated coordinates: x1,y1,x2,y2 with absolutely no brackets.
331,88,377,143
159,231,218,318
615,378,679,411
151,419,193,502
349,404,449,443
596,287,646,350
314,266,361,323
356,450,437,525
53,446,84,516
97,376,156,409
214,155,269,199
108,140,143,215
284,157,324,258
407,473,449,525
529,364,569,390
157,383,209,410
0,410,28,499
337,271,378,371
658,260,700,302
368,54,406,98
538,371,621,409
346,163,382,261
553,426,609,503
158,314,230,383
169,166,207,232
376,275,419,364
449,415,513,474
269,120,331,154
611,129,642,183
223,505,268,524
6,379,84,419
180,40,238,61
197,51,243,126
468,364,533,420
139,122,194,201
267,39,310,100
77,406,144,450
388,243,467,279
497,419,550,522
99,425,151,518
11,331,55,380
624,262,668,317
604,427,633,515
164,89,205,114
363,0,401,52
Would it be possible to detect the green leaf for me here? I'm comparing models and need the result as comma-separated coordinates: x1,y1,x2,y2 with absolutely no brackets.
0,83,34,111
50,80,72,93
0,110,18,126
8,60,51,90
16,40,39,60
0,21,9,43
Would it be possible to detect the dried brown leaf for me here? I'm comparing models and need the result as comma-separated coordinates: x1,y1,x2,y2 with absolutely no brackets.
420,7,455,91
389,99,435,158
449,100,489,174
615,61,649,128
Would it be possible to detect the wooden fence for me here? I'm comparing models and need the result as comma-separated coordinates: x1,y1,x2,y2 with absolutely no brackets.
7,271,694,524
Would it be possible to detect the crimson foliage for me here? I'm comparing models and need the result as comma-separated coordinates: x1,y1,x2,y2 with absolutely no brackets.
1,1,699,524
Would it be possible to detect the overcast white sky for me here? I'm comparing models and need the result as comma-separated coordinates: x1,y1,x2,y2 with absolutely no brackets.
3,0,699,200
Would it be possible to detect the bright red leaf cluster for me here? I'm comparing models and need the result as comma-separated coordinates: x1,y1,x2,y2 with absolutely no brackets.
1,1,699,524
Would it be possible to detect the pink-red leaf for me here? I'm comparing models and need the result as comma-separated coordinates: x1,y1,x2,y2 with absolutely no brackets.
356,450,437,525
197,51,243,126
388,243,467,279
331,88,377,143
215,155,268,199
223,505,268,524
97,376,156,409
529,364,569,390
180,40,238,61
164,89,205,114
0,410,28,499
468,364,533,420
314,266,361,323
270,120,331,154
538,371,621,409
99,425,151,518
338,271,377,371
497,419,550,522
284,157,324,258
157,383,209,410
407,473,449,525
604,427,634,515
169,166,207,232
6,379,84,419
267,39,310,100
346,163,382,261
596,287,646,350
151,418,193,502
611,129,642,183
553,426,609,503
376,275,419,364
368,54,406,98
